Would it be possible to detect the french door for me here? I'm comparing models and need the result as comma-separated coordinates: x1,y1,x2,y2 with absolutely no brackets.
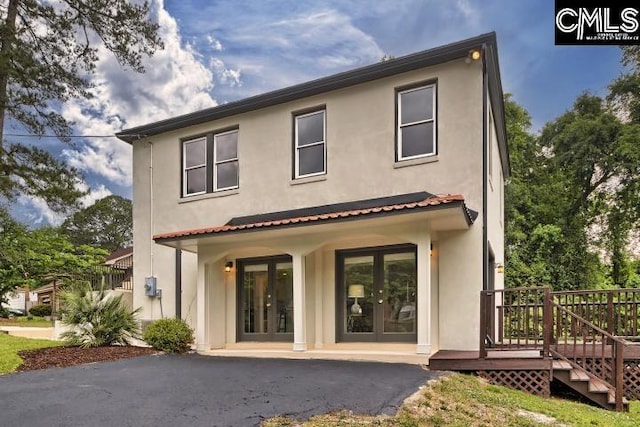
237,256,293,342
337,245,417,342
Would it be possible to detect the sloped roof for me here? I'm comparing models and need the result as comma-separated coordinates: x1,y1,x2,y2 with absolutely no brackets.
154,193,476,242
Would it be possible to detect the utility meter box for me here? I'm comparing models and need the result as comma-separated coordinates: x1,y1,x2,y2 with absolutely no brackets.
144,277,157,297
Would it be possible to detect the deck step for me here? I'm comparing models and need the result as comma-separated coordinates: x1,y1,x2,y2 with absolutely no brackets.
589,378,610,394
570,369,589,382
552,360,572,370
608,392,629,406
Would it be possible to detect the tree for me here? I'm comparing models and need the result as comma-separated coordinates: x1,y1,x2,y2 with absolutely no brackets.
608,46,640,124
0,0,162,141
0,212,107,307
0,1,162,214
60,195,132,252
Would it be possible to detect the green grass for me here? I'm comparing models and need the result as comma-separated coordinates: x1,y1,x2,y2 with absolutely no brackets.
263,373,640,426
0,334,61,375
0,317,54,328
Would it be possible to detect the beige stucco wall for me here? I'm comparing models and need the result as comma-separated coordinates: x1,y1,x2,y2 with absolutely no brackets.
131,56,498,351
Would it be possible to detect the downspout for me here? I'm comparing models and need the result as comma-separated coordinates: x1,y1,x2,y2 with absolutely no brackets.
175,249,182,318
148,141,154,277
481,44,489,292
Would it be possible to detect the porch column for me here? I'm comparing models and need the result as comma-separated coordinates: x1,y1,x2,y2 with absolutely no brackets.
195,258,208,352
292,252,307,351
417,230,432,354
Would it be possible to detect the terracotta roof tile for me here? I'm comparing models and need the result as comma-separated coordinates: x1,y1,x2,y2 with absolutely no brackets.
154,194,470,241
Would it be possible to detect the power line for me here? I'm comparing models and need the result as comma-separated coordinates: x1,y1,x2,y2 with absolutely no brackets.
5,134,119,138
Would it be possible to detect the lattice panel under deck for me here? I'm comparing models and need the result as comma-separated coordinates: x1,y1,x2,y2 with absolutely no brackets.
579,359,640,400
477,370,550,397
623,360,640,401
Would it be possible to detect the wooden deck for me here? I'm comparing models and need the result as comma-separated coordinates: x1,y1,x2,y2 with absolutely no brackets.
429,349,551,371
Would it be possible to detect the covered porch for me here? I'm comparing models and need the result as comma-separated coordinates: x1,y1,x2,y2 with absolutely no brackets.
153,192,479,360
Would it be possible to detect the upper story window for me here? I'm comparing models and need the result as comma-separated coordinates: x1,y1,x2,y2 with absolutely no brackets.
183,137,207,196
397,83,436,161
214,130,239,191
182,128,239,197
294,109,326,178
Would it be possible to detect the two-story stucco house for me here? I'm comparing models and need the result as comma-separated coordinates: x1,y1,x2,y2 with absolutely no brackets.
117,32,508,363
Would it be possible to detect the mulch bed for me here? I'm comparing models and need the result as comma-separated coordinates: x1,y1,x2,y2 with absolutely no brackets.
17,346,160,372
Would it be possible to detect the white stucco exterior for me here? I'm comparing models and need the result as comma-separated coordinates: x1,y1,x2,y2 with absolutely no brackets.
123,34,508,360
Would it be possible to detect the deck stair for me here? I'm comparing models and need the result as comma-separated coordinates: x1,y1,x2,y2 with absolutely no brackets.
551,359,629,411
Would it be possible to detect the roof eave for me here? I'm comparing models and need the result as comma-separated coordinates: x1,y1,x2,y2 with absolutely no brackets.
116,32,497,144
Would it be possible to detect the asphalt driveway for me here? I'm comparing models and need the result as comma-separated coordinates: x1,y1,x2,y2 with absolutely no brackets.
0,354,439,427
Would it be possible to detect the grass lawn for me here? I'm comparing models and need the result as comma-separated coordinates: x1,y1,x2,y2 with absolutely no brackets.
264,373,640,427
0,334,61,375
0,317,54,328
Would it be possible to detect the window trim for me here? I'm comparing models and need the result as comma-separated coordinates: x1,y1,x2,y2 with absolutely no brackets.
293,109,326,179
396,81,437,162
180,126,239,198
182,136,207,197
213,129,239,192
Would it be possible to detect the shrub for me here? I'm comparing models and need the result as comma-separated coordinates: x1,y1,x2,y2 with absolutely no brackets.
29,304,52,317
143,318,193,353
60,283,140,348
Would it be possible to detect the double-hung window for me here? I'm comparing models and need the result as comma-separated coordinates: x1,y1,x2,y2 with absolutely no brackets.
182,128,239,197
214,130,239,191
294,110,326,178
183,137,207,196
397,83,436,161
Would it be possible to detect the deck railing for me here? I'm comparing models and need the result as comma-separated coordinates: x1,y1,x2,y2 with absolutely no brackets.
551,301,625,411
551,289,640,340
480,286,637,411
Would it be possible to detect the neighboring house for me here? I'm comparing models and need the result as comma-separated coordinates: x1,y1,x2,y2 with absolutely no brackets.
102,246,133,291
32,248,134,313
117,32,508,361
2,287,37,313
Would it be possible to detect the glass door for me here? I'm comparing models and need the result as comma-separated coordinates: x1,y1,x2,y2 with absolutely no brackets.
237,256,293,342
337,245,417,342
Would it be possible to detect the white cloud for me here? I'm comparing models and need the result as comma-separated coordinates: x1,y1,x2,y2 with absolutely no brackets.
62,0,216,187
206,35,223,51
18,182,112,227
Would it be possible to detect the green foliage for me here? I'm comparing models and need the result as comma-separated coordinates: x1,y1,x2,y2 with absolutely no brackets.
28,304,51,317
0,213,108,306
505,90,640,290
0,333,61,374
60,283,140,348
0,144,86,214
143,318,194,353
60,195,132,252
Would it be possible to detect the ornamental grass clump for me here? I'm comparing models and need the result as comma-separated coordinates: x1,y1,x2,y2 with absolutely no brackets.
143,318,194,353
60,283,140,348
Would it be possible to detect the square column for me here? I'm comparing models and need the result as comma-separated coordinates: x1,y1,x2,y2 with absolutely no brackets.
417,230,432,354
195,258,208,351
292,252,307,351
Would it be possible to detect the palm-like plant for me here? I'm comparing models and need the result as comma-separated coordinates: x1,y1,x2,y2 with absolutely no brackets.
60,282,140,348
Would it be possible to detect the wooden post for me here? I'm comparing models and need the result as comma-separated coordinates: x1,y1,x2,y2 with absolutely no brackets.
607,292,615,339
615,340,624,411
543,287,551,358
479,291,487,359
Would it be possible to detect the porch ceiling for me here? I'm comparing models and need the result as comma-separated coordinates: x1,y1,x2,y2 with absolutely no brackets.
154,193,476,253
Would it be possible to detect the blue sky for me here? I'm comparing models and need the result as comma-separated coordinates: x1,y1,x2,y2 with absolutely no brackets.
9,0,625,224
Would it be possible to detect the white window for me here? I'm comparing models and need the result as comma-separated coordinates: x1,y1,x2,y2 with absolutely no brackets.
183,137,206,196
294,110,326,178
214,130,239,191
397,84,436,160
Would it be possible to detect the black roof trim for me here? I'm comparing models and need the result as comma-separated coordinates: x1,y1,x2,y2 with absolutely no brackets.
226,191,434,226
117,32,498,143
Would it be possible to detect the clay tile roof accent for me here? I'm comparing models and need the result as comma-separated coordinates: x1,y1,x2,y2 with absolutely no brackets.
153,193,475,242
